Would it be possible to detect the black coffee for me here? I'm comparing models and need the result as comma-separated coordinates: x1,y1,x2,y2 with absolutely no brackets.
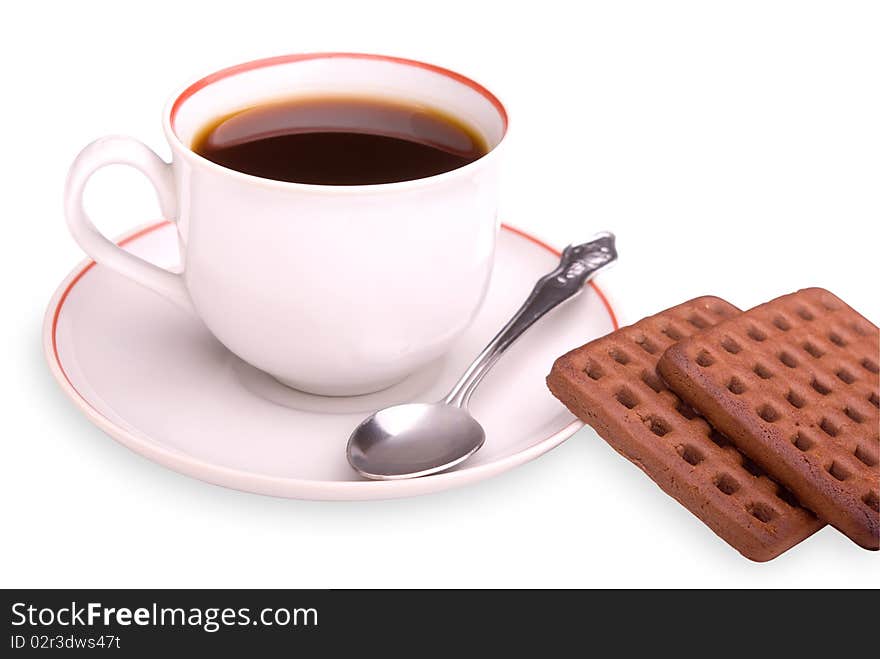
192,96,488,185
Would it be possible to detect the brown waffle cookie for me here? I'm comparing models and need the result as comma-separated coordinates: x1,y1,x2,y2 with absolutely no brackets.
547,296,822,561
658,288,879,550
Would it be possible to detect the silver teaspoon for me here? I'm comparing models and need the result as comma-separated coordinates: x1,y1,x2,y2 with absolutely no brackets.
346,232,618,480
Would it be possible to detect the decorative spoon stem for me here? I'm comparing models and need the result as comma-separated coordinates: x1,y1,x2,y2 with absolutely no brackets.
443,232,618,407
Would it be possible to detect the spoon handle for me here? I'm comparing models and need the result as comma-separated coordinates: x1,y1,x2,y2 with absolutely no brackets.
443,232,618,407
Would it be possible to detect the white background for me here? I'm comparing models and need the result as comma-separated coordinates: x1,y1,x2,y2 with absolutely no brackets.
2,0,878,588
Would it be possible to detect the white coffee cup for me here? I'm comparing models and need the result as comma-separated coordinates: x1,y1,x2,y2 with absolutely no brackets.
64,53,507,396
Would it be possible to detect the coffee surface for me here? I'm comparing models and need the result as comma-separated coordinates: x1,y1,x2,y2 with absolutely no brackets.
192,96,488,185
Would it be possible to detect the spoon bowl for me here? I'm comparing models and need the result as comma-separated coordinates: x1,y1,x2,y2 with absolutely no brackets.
347,403,486,480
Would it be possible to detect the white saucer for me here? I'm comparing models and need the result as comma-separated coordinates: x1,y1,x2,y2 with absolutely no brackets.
44,221,618,500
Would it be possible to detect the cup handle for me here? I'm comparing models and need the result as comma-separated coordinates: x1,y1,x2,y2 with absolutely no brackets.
64,135,195,313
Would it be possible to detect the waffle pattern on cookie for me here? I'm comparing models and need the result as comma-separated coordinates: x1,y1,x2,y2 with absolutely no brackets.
548,296,823,561
658,288,878,550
